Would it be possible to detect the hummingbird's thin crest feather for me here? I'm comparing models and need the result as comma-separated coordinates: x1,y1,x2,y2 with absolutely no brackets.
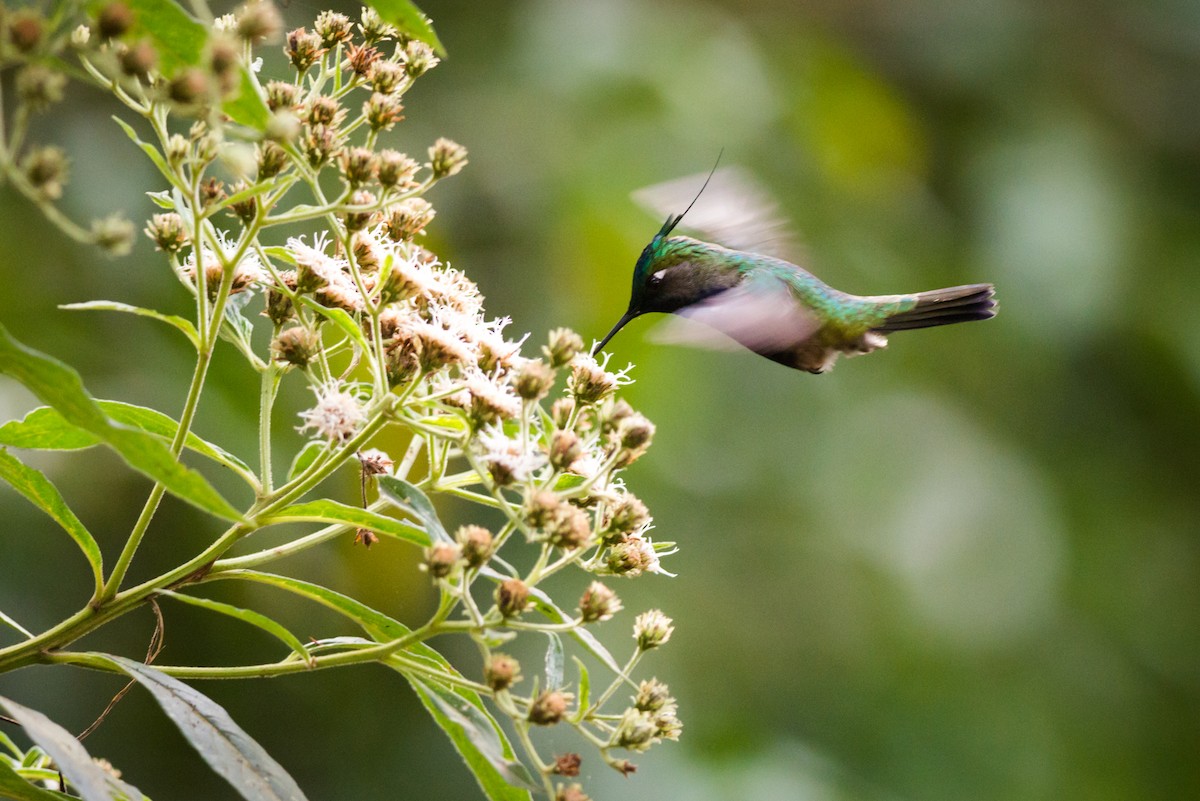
632,167,803,261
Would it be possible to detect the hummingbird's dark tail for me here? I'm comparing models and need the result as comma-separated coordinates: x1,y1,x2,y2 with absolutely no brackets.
873,283,997,333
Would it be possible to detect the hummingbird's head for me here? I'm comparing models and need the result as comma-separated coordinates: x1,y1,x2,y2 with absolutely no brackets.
593,217,681,355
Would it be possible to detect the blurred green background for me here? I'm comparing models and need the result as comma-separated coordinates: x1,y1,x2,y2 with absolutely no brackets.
3,0,1200,798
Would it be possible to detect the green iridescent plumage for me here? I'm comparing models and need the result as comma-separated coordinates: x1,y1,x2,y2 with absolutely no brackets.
596,169,996,373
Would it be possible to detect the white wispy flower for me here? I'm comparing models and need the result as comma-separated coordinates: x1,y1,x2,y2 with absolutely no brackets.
626,530,677,577
297,383,366,443
476,426,546,484
181,230,265,293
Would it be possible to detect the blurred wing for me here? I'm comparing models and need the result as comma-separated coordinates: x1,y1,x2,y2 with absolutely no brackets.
648,274,822,354
633,167,801,260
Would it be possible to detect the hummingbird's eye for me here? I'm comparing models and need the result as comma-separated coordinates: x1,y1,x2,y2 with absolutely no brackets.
649,269,667,286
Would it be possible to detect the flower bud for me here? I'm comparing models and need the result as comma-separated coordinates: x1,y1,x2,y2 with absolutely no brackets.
166,134,190,167
383,198,434,241
257,140,290,179
544,328,582,369
167,68,209,106
377,150,418,189
633,610,673,650
429,137,467,179
613,708,657,751
455,525,494,568
144,213,189,254
555,784,591,801
116,40,157,82
633,679,673,712
16,65,67,110
550,398,575,429
617,412,654,450
270,326,320,368
569,359,617,405
423,542,461,579
347,43,381,78
358,7,394,43
523,490,561,530
513,359,555,401
314,10,352,48
603,493,649,540
97,2,133,40
208,35,241,94
23,146,68,199
547,504,591,549
71,25,92,49
368,60,404,94
552,753,581,777
548,430,582,471
285,27,324,73
264,80,298,111
403,39,438,77
235,0,282,43
91,215,136,257
528,690,572,726
579,581,622,623
495,578,529,618
342,190,375,232
605,538,652,576
364,92,404,131
484,653,521,691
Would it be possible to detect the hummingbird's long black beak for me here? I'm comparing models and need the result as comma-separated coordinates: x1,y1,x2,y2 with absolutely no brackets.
593,311,637,355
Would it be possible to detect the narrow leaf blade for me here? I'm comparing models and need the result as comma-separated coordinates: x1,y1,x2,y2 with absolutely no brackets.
102,656,309,801
0,695,144,801
295,296,371,356
157,590,311,663
376,476,450,542
0,759,74,800
367,0,445,55
0,449,103,593
0,324,243,521
263,500,430,547
61,301,200,349
543,632,564,691
401,673,535,800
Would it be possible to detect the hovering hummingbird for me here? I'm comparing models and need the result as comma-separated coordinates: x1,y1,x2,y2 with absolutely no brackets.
594,166,996,373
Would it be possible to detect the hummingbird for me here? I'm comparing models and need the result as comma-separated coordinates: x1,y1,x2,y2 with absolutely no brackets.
594,167,996,373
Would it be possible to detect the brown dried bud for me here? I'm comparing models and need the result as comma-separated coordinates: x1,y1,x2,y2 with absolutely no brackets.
550,398,575,429
208,35,241,93
547,504,591,549
235,0,282,44
579,581,622,623
555,784,591,801
257,140,289,180
23,146,68,199
347,43,381,78
339,147,378,187
523,490,561,530
144,213,189,254
385,339,420,386
549,430,583,471
342,190,375,231
357,449,393,475
227,182,258,225
384,198,435,241
429,137,467,180
304,95,342,126
528,690,572,726
314,10,352,48
264,80,298,111
484,653,521,692
365,92,404,131
353,528,379,548
200,177,226,210
514,360,555,401
377,150,418,190
455,525,494,568
167,68,209,106
544,328,583,369
423,542,461,580
117,40,157,82
495,578,529,618
270,326,320,368
552,754,582,777
97,2,133,40
285,27,324,73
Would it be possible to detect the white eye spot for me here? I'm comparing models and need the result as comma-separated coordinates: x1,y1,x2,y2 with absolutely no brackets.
650,270,667,283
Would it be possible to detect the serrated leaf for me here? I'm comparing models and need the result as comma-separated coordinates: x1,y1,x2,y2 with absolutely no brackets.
157,590,311,664
0,402,254,485
403,674,535,800
0,758,74,800
0,449,104,594
544,632,564,691
102,656,309,801
62,300,199,348
0,695,144,801
263,500,430,547
295,296,370,357
368,0,445,55
376,476,450,542
286,440,325,481
0,325,242,520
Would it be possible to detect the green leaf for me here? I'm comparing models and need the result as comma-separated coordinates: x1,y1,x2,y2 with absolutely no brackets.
286,440,325,481
112,117,179,191
157,590,312,664
0,695,144,801
403,674,535,800
263,500,431,547
122,0,205,75
61,300,200,349
368,0,446,55
0,402,254,485
223,66,270,131
0,449,104,595
102,656,310,801
569,657,590,724
0,324,243,521
543,632,564,691
376,476,450,542
0,758,75,801
295,296,370,357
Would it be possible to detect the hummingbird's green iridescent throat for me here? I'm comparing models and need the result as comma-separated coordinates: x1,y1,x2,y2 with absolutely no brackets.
595,169,996,374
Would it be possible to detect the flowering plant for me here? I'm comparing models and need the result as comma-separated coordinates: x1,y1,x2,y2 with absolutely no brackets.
0,2,679,799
